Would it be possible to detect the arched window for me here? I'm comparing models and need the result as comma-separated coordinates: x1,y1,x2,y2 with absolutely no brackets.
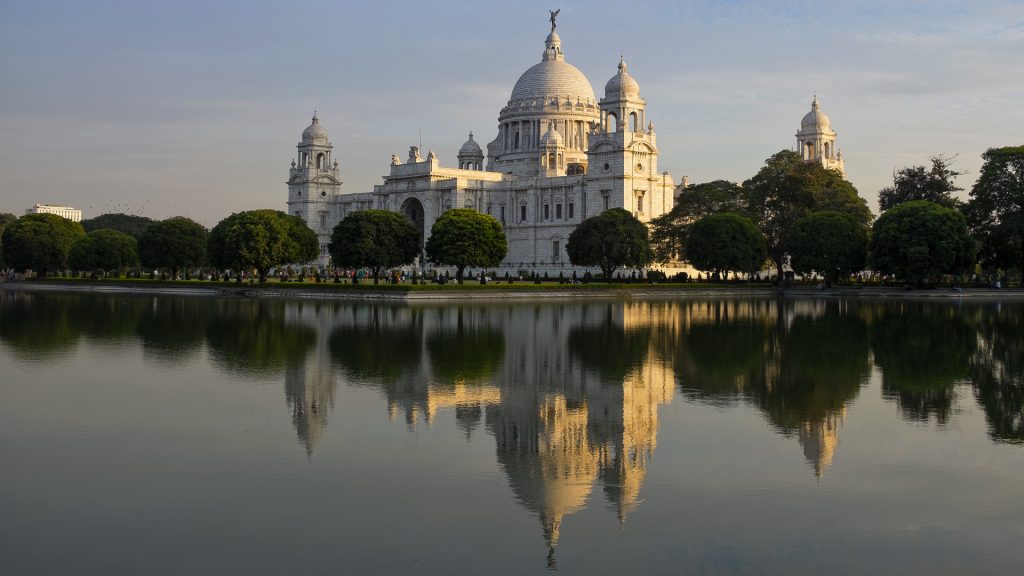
824,142,831,159
608,113,618,132
316,153,325,169
302,152,309,166
514,131,520,150
630,112,638,132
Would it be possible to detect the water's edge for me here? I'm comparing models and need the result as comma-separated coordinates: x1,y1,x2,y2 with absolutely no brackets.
2,280,1020,301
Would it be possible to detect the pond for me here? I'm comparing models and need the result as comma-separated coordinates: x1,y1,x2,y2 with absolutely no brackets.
1,292,1022,575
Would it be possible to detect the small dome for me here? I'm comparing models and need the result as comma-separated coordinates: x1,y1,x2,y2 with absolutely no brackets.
540,122,563,147
801,96,831,131
301,112,329,144
459,132,483,157
604,56,640,99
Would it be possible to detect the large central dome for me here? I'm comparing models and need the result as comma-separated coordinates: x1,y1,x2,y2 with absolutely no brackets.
508,31,595,103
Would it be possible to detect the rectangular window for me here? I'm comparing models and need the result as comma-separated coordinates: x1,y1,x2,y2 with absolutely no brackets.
544,204,550,220
520,205,527,222
556,203,562,219
319,212,327,229
552,240,560,262
568,202,574,219
637,196,643,212
500,206,506,224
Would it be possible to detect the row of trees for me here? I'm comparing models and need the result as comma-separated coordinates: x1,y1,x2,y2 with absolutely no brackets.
647,146,1022,285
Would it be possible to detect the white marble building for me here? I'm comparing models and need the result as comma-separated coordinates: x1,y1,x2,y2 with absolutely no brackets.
287,16,844,271
25,204,82,222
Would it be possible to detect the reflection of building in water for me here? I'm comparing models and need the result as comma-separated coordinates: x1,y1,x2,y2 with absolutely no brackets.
284,303,340,455
485,302,674,564
797,410,844,478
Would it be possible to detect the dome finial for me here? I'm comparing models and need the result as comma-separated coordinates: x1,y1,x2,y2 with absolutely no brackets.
811,95,819,110
619,54,627,72
313,109,319,122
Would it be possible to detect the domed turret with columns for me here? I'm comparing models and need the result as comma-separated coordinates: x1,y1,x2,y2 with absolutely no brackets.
796,96,845,176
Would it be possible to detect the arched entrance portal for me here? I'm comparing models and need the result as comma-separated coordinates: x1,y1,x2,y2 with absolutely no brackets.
400,197,426,270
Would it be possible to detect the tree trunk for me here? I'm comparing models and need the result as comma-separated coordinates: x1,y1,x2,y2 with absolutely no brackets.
258,268,267,283
774,256,785,287
373,267,381,285
456,267,465,284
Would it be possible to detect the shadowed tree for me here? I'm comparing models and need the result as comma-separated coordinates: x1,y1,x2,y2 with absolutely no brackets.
80,213,154,239
868,200,975,285
878,155,963,212
788,211,868,286
684,212,766,278
966,146,1024,283
1,213,85,276
330,209,420,284
425,208,507,283
68,229,139,276
566,208,652,280
138,217,208,278
650,180,745,262
208,210,318,281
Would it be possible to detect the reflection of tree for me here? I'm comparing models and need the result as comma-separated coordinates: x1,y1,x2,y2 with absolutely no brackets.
426,315,505,384
134,297,206,362
0,293,83,360
753,302,869,430
567,307,649,384
677,317,767,405
971,304,1024,443
328,308,421,382
74,296,145,342
672,299,868,478
205,300,315,377
871,303,975,424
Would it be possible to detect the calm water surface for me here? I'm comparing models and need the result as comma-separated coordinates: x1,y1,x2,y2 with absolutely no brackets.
1,292,1022,575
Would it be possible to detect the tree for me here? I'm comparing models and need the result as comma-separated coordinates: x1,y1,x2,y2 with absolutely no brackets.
868,200,976,285
684,212,766,278
743,150,871,283
330,210,420,284
878,156,963,212
650,180,745,262
80,213,154,239
68,229,139,275
425,208,507,283
281,213,319,264
1,213,85,275
788,211,868,286
0,213,16,268
566,208,653,280
966,146,1024,283
138,217,208,278
208,209,318,282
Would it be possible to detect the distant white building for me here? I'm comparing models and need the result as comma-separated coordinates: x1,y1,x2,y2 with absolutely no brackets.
25,204,82,222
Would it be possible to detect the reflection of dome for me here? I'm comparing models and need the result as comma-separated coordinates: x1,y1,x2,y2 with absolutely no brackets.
801,96,831,131
508,30,595,103
604,56,640,99
301,112,329,144
458,132,483,156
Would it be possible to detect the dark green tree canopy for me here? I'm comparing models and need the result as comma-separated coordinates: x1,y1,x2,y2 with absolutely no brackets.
868,200,976,284
138,216,208,276
788,211,868,285
208,209,318,281
878,156,963,212
566,208,653,280
0,213,17,268
1,213,85,275
650,180,745,262
425,208,507,283
68,229,139,273
330,209,420,283
80,213,154,239
743,149,871,282
684,212,766,277
966,145,1024,280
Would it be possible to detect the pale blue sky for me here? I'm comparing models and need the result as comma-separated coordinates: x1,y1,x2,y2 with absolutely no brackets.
2,0,1022,225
